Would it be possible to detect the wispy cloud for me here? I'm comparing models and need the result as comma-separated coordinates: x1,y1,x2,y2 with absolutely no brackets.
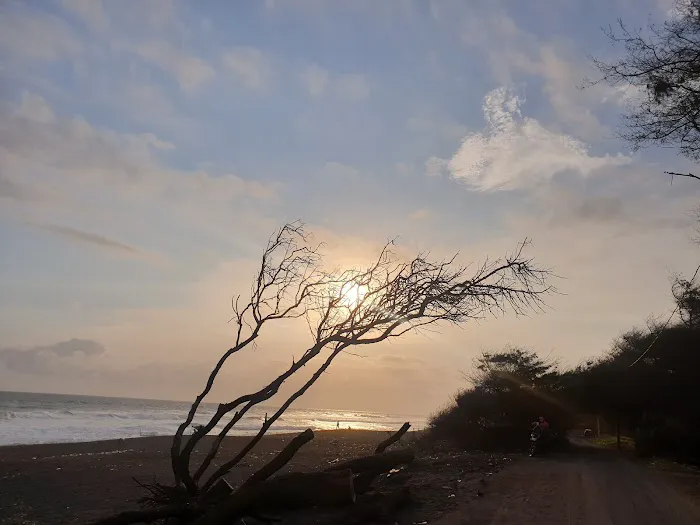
446,87,630,191
0,6,82,61
300,64,370,101
0,339,105,374
34,224,142,255
137,41,215,93
222,47,273,90
459,7,618,139
300,63,329,97
60,0,109,33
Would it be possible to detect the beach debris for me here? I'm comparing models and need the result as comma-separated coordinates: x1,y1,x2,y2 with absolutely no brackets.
88,424,418,525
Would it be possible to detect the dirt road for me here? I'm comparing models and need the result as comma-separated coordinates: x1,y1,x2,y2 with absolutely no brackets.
436,450,700,524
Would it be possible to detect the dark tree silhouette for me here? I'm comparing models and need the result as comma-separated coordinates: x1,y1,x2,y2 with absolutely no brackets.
429,347,569,449
170,222,552,496
672,274,700,327
591,0,700,178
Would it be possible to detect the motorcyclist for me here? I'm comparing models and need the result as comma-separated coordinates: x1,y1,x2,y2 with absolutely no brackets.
529,416,550,456
531,416,550,437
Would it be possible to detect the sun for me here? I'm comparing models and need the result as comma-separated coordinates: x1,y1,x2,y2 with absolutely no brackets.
339,281,368,309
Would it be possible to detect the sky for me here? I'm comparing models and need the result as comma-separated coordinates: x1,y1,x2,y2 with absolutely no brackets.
1,0,699,416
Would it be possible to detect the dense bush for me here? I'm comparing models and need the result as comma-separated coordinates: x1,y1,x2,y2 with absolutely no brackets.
429,348,574,451
430,280,700,463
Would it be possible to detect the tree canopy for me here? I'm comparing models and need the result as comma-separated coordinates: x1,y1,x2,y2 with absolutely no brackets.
592,0,700,174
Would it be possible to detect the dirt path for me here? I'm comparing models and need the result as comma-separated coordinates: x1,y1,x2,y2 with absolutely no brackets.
435,451,700,524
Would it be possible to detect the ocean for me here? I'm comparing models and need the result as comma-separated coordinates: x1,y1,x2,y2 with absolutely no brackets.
0,391,427,446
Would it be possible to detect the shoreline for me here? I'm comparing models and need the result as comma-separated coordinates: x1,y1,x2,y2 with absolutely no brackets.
0,427,423,453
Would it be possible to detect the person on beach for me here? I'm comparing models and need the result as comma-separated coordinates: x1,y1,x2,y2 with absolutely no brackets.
336,421,340,429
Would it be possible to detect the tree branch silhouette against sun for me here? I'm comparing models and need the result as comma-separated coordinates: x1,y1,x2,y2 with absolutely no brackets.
167,221,553,499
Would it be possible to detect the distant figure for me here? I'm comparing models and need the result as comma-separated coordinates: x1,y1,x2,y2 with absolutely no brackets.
336,421,340,429
264,413,268,424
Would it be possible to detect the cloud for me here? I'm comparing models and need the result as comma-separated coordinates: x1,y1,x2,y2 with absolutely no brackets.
16,92,56,123
459,7,617,139
34,224,142,255
300,64,330,97
0,339,105,374
335,74,371,101
222,47,272,90
0,6,82,61
300,64,370,101
61,0,109,32
137,41,215,93
425,156,449,177
535,184,695,236
0,92,272,200
0,92,277,252
446,87,630,191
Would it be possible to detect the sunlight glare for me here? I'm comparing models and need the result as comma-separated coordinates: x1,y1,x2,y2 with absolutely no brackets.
340,281,369,309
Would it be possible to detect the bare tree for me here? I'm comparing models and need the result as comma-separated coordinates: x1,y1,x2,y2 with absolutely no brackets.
590,0,700,178
167,221,551,498
673,271,700,328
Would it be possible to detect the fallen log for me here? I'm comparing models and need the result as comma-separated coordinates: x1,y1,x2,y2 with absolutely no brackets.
325,448,415,475
351,422,413,494
192,469,356,525
374,422,411,454
240,428,314,488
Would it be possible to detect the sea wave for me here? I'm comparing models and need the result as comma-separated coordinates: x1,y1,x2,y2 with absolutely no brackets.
0,391,426,446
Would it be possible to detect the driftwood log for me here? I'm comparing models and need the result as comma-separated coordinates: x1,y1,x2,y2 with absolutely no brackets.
375,422,411,454
192,470,356,525
326,448,415,475
240,428,315,488
326,449,415,495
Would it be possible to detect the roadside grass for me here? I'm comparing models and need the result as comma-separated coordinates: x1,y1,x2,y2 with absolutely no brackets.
591,434,635,451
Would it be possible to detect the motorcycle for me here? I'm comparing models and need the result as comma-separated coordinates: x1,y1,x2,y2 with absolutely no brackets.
528,430,540,456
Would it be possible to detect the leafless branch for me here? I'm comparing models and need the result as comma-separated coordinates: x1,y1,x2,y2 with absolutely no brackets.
170,222,552,496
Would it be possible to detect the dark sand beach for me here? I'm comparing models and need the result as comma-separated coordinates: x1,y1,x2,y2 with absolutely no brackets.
0,431,389,524
0,430,516,525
